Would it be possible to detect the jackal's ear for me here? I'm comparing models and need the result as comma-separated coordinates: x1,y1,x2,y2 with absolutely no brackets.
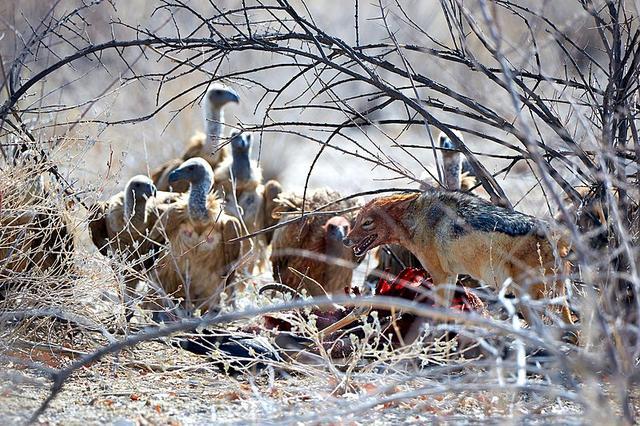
418,171,436,192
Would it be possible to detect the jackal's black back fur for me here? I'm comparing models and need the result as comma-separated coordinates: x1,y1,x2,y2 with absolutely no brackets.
424,189,545,237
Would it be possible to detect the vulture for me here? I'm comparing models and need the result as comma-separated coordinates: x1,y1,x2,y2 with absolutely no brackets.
436,130,477,191
419,130,476,192
89,175,160,258
213,131,263,196
88,175,178,308
213,131,283,272
152,84,240,192
270,188,360,296
152,157,243,313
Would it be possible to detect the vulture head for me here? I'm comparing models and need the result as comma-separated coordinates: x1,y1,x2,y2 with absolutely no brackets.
437,130,461,150
324,216,351,256
229,131,254,182
205,83,240,109
230,130,252,154
126,175,157,200
124,175,157,221
343,193,418,257
202,84,239,152
169,157,213,189
169,158,215,219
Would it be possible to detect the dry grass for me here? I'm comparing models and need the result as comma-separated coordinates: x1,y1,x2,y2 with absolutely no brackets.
0,340,588,425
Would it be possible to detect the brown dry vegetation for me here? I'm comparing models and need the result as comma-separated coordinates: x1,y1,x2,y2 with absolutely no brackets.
0,0,639,424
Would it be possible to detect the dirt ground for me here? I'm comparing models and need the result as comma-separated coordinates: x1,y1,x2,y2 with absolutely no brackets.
0,270,620,425
1,334,592,425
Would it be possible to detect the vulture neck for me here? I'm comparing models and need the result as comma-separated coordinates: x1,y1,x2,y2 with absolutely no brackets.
442,152,462,191
325,238,350,263
188,175,213,220
124,192,148,228
324,237,352,289
203,106,223,156
231,150,252,183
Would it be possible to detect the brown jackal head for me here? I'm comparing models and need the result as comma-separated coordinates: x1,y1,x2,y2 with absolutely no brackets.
343,193,418,257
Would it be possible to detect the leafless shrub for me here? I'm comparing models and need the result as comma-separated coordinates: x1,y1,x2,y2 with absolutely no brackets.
0,0,639,423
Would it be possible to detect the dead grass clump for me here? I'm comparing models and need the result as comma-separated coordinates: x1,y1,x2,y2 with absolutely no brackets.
0,155,74,300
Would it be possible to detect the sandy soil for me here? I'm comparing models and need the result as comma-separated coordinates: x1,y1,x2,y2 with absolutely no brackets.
1,333,590,425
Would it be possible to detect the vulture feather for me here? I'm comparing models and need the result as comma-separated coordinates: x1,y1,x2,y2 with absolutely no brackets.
153,157,243,313
270,188,360,296
213,132,282,272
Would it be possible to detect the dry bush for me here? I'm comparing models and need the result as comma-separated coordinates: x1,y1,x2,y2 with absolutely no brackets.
0,0,639,423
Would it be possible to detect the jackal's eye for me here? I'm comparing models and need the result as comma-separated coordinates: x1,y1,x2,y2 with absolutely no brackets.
361,217,374,230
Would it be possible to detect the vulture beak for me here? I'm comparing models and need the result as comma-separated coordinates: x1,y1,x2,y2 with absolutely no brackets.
334,226,348,242
207,85,240,106
239,135,250,150
225,88,240,104
231,133,252,156
168,168,184,183
143,188,156,200
440,137,453,150
233,134,250,151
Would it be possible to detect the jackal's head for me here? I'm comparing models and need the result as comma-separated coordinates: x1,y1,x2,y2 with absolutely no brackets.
343,193,418,257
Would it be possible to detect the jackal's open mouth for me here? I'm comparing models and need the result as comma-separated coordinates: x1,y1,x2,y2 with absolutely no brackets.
353,234,377,257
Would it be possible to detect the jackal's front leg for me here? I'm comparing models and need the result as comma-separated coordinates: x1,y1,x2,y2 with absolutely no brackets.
515,278,578,345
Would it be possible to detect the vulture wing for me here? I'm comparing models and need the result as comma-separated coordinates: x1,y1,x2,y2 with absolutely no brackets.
87,202,110,257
